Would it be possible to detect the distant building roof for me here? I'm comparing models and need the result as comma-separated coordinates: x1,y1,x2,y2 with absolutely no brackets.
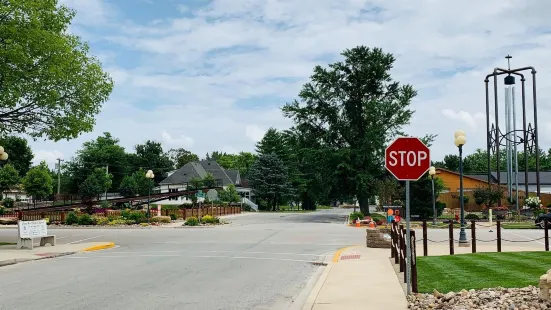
159,160,235,186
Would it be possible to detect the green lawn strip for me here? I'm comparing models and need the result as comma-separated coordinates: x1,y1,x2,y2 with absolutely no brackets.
0,242,15,246
501,222,537,229
417,252,551,293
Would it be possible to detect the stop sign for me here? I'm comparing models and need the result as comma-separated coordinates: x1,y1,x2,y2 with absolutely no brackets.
385,137,431,181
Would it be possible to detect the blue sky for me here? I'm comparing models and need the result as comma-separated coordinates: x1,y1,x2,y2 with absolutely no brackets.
30,0,551,167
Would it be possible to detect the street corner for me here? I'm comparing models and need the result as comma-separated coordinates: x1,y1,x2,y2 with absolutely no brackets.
80,242,116,252
331,245,361,263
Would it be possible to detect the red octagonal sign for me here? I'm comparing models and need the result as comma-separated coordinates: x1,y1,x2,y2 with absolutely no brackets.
385,137,431,181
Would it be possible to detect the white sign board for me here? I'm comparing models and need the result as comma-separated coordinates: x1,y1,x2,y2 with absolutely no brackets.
18,220,48,239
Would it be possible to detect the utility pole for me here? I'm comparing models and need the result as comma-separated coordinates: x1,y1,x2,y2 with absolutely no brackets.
56,158,64,195
105,164,109,201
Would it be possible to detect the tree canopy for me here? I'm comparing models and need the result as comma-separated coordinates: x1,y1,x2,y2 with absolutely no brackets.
0,136,34,175
22,161,53,201
0,0,113,140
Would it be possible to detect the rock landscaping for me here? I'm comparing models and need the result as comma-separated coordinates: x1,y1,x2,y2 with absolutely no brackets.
408,286,551,309
366,228,391,248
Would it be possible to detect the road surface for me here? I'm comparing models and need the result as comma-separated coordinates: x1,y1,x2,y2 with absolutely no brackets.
0,209,364,310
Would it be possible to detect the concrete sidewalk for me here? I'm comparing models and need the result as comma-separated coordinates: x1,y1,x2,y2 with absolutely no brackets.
303,246,407,310
0,241,115,267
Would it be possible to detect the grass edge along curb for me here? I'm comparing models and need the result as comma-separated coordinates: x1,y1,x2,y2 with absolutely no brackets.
81,242,116,252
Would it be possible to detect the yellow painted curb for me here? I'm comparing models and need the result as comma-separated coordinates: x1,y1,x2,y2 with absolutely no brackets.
81,242,115,252
331,245,359,263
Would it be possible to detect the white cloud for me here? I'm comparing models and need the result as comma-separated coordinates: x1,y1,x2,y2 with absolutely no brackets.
245,125,266,143
33,150,64,167
161,131,195,148
28,0,551,167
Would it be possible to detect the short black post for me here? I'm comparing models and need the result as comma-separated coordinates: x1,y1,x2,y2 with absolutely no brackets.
545,218,549,251
394,222,399,264
471,220,476,253
422,220,428,256
411,230,418,293
449,222,454,255
497,221,502,252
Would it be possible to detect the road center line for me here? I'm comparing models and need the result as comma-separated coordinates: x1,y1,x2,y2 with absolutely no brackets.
68,235,106,244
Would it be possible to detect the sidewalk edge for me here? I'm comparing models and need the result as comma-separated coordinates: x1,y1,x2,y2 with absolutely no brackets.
81,242,115,252
301,262,334,310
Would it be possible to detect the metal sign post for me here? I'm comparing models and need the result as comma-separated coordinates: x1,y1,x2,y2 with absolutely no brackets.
405,180,411,294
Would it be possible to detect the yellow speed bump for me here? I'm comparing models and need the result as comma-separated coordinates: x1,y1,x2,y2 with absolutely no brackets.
81,242,115,252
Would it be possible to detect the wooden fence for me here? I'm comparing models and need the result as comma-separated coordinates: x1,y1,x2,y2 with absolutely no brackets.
0,206,242,222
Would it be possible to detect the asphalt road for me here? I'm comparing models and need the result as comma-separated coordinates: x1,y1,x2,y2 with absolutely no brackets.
0,209,364,310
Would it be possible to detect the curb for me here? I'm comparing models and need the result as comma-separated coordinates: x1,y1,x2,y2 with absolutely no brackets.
301,262,334,310
81,242,116,252
0,252,76,268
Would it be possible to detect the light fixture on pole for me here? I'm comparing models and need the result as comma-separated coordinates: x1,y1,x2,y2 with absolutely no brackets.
429,166,437,225
454,130,469,247
145,170,155,221
0,146,9,166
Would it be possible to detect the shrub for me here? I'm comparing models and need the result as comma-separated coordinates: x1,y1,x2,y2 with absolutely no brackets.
0,206,5,215
349,211,364,222
65,211,79,225
94,216,110,226
151,216,171,223
44,218,50,224
201,215,215,223
465,213,480,220
185,216,199,226
108,219,128,226
77,213,94,225
121,209,147,224
169,214,177,221
371,213,386,222
140,222,149,226
2,197,14,208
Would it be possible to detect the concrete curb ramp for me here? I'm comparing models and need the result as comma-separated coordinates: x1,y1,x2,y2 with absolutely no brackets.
81,242,115,252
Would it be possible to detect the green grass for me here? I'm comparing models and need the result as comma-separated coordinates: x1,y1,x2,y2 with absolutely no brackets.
0,242,15,246
501,222,537,229
417,251,551,293
317,205,333,209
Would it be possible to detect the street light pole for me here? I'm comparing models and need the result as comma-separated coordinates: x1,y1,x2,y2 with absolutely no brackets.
429,166,437,225
145,170,155,222
454,130,469,247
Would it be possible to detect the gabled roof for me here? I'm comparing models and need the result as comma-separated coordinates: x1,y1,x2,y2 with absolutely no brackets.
159,160,234,186
225,170,240,185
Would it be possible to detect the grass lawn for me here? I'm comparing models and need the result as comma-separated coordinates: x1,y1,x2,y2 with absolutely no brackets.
417,251,551,293
501,222,537,229
0,242,15,246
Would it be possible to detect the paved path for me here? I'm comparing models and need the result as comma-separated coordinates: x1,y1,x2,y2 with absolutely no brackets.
0,209,365,310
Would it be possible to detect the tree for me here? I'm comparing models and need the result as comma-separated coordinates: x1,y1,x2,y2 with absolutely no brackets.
409,173,446,219
22,161,53,202
130,140,173,184
0,136,34,175
219,184,240,203
0,164,20,196
375,178,403,207
169,148,199,168
214,152,257,178
0,1,113,140
131,170,151,196
63,133,128,193
282,46,416,215
118,175,138,198
255,128,289,162
79,168,112,200
248,153,292,211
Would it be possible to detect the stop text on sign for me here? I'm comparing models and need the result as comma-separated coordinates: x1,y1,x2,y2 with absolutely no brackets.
387,151,428,167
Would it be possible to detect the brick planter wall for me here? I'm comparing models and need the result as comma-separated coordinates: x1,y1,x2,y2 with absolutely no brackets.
366,228,392,248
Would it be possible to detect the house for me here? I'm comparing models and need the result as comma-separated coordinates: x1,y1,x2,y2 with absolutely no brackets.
155,160,254,205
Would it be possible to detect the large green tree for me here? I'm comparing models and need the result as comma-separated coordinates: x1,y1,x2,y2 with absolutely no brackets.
0,0,113,140
0,163,19,196
79,167,112,200
282,46,416,214
248,153,292,211
22,161,53,202
129,140,172,184
169,148,199,168
63,132,128,193
0,136,34,175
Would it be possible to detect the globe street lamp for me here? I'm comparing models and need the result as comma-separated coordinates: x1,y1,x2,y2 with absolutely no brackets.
0,146,9,166
429,166,437,225
454,130,469,247
145,170,155,220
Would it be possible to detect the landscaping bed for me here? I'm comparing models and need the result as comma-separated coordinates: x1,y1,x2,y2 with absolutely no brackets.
48,210,173,227
183,215,227,227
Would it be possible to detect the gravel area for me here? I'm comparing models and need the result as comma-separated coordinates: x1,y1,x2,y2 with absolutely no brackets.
408,286,551,309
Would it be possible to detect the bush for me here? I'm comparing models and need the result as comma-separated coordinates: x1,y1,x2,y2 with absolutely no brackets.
77,213,94,225
94,216,110,226
140,222,149,226
108,219,128,226
151,216,171,223
169,213,177,221
2,197,14,208
201,215,220,224
65,211,79,225
465,213,480,220
371,213,386,222
121,209,147,224
185,216,199,226
0,206,5,215
349,211,364,222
